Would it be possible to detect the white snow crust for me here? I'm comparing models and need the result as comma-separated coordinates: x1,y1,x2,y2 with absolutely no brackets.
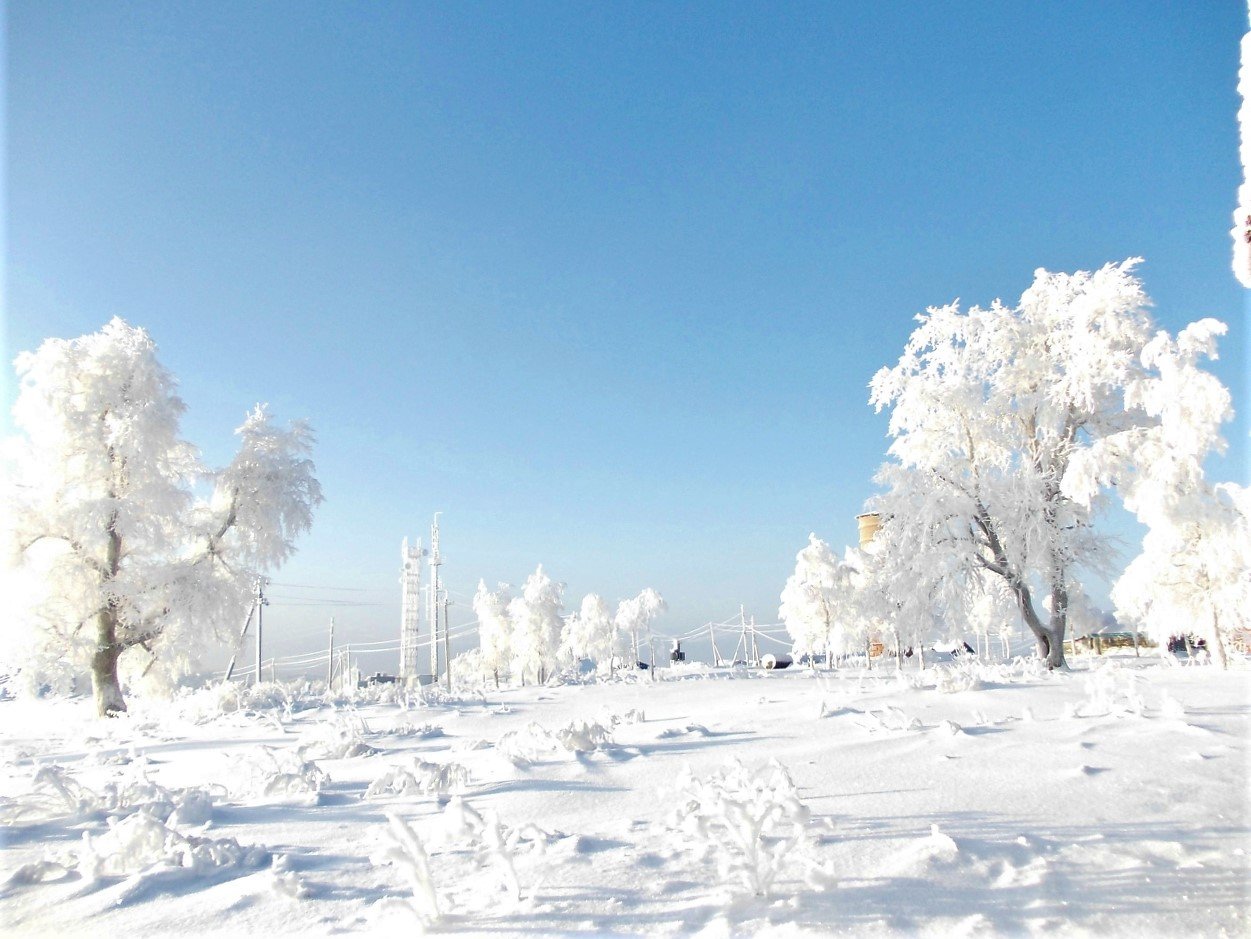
1,656,1246,936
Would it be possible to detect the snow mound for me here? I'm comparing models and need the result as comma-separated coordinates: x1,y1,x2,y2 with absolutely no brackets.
879,825,961,878
657,722,715,738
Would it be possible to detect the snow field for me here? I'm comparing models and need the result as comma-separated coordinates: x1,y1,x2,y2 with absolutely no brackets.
1,656,1247,937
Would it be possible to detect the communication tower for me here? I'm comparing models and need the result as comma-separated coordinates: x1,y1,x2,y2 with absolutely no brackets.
400,537,424,681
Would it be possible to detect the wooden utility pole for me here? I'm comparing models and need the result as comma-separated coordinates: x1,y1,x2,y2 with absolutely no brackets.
443,594,453,691
327,617,335,687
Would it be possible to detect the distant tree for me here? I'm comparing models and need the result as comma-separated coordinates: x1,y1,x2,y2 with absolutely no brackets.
613,588,667,667
869,260,1165,668
472,580,513,687
507,566,565,684
3,318,322,716
778,534,857,666
559,593,615,670
1064,320,1250,667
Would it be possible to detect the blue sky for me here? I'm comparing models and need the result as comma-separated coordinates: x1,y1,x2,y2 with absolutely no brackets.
5,2,1248,667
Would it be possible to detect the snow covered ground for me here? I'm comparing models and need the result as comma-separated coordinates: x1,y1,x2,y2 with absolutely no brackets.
2,654,1247,937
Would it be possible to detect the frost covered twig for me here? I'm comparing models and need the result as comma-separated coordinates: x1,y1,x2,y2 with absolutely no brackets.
667,759,814,897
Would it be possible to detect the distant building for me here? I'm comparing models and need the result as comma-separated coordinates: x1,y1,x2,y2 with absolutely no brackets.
855,512,881,548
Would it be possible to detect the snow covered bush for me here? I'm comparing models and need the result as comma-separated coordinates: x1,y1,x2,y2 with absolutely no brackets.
297,713,379,760
855,706,923,733
77,811,267,881
1068,663,1146,719
387,718,444,739
496,722,565,766
0,764,215,828
240,746,329,802
428,797,530,905
378,813,441,922
366,758,470,801
496,718,618,764
2,318,322,716
667,759,813,897
556,718,615,753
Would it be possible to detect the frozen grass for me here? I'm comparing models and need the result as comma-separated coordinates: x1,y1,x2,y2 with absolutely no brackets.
0,654,1247,936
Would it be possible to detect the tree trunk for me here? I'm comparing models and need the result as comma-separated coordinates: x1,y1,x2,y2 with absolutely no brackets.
92,607,127,716
1212,611,1228,669
92,516,128,716
1011,579,1066,669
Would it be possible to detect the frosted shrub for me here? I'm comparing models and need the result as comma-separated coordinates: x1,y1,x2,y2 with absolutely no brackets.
78,812,266,881
667,759,812,897
556,719,614,753
389,719,444,739
431,797,523,904
366,758,470,801
858,706,922,733
0,764,215,828
269,853,311,901
496,722,565,765
297,713,379,760
932,660,983,694
378,813,441,922
241,746,329,802
610,708,645,725
1070,663,1145,718
498,719,618,763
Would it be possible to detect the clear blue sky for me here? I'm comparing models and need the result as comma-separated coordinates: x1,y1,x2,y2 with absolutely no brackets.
5,1,1248,667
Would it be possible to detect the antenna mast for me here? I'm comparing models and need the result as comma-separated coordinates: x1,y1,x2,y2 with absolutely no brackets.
400,537,424,683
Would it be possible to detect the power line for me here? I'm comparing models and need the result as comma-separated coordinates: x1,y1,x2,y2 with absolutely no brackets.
268,581,374,592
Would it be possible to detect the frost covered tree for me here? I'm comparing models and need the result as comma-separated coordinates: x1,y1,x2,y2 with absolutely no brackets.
559,593,615,670
2,318,322,715
1064,320,1249,667
507,566,564,684
472,580,513,687
870,260,1161,668
613,588,667,666
778,534,858,666
857,470,1030,665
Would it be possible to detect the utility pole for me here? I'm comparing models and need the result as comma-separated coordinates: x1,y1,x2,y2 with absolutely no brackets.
427,513,443,685
223,597,258,682
443,593,453,691
254,577,268,686
709,622,722,667
327,617,335,688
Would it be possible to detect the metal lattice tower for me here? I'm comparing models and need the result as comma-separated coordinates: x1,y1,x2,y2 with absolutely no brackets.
400,537,423,681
